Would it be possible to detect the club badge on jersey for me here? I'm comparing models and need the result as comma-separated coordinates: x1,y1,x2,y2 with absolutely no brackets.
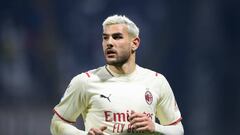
145,89,153,105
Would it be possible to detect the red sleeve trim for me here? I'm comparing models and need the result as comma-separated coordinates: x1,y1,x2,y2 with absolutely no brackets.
85,72,90,78
53,109,76,124
167,117,182,125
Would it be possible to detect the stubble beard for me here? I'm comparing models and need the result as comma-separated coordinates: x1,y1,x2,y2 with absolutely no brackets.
105,53,131,67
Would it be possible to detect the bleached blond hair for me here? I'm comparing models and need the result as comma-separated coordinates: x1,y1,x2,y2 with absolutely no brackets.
102,15,139,37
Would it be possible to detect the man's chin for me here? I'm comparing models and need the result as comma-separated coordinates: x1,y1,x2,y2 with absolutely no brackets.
106,59,119,65
106,60,117,65
106,60,126,67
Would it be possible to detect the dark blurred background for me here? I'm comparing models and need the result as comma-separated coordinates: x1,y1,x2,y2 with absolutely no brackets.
0,0,239,135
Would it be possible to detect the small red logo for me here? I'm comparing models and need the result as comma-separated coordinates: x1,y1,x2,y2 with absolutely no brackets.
145,90,153,105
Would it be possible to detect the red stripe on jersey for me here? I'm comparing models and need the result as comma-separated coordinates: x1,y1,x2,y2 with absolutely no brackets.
53,109,75,124
85,72,90,78
167,117,182,125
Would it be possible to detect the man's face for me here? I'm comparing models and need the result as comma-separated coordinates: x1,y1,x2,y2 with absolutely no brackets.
102,24,133,66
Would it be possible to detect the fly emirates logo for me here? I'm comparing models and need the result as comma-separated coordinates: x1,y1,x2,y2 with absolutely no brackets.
104,110,153,133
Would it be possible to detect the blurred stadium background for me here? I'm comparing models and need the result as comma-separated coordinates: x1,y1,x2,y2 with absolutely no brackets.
0,0,239,135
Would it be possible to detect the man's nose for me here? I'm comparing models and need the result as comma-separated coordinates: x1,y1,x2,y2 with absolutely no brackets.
107,43,113,48
106,37,114,48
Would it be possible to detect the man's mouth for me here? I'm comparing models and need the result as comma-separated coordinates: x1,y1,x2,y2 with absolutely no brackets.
106,49,117,57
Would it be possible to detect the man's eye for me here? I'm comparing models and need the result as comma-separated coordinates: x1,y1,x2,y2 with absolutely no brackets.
113,35,123,39
103,36,108,40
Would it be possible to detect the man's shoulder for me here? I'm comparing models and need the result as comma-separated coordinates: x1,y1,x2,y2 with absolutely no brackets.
72,65,111,82
137,66,169,87
137,65,164,78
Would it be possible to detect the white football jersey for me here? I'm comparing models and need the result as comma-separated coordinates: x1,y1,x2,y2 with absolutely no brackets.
54,65,182,135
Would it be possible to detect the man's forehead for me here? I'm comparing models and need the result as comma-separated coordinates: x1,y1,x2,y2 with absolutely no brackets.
103,24,128,34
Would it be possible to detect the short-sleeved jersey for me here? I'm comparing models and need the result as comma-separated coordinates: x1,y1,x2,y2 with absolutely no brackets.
54,65,182,135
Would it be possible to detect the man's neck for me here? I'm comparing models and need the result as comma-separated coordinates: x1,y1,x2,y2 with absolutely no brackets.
108,62,136,75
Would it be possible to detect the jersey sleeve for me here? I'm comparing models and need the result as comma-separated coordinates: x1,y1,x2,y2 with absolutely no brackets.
155,75,182,125
53,74,89,123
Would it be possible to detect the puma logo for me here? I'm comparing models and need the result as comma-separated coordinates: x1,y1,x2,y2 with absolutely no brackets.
100,94,111,102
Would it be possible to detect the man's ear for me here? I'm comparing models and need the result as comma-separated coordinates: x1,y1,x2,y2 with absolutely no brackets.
131,37,140,51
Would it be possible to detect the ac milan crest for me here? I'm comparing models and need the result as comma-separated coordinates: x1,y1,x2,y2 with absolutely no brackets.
145,90,153,105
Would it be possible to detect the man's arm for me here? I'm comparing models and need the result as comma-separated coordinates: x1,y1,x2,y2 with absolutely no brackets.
50,74,90,135
154,74,184,134
129,112,184,135
51,114,107,135
154,122,184,135
50,114,87,135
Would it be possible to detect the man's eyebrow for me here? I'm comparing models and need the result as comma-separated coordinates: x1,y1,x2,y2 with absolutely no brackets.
102,32,123,36
112,32,123,36
102,33,108,36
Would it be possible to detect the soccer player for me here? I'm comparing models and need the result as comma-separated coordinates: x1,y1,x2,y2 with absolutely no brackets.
50,15,184,135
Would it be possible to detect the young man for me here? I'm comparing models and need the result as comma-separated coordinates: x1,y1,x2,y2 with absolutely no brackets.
50,15,184,135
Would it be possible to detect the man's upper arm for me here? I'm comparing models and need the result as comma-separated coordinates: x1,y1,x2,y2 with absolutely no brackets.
155,74,182,125
53,74,88,123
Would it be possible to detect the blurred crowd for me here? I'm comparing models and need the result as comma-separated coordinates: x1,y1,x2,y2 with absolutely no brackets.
0,0,239,135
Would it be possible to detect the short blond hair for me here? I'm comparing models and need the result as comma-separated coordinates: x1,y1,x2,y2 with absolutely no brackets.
102,15,139,37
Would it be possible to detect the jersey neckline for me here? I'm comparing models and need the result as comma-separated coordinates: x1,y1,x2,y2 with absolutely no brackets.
105,64,139,78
